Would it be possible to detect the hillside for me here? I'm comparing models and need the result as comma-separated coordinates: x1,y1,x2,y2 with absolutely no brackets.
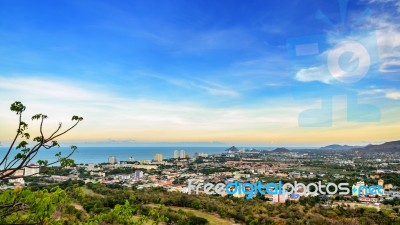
354,140,400,152
320,144,361,150
271,147,290,153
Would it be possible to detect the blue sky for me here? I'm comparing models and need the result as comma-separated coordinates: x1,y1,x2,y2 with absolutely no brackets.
0,0,399,146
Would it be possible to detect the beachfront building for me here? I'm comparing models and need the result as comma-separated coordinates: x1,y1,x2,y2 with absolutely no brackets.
108,156,118,164
179,150,186,159
24,164,40,177
154,153,163,162
173,150,179,159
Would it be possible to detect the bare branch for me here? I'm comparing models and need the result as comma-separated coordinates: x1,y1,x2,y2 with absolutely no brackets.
47,120,81,142
0,113,22,169
48,122,62,140
39,115,45,139
1,102,82,181
0,147,76,180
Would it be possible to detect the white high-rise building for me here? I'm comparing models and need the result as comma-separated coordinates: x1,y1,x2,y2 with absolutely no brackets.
179,150,186,159
154,153,163,162
108,156,117,164
173,150,179,159
24,164,40,177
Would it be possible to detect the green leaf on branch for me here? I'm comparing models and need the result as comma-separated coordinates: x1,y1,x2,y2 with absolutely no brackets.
22,132,30,139
16,141,28,149
31,114,47,120
14,153,26,160
19,121,28,130
51,140,60,147
59,158,74,167
33,136,44,142
37,160,49,167
10,101,26,114
71,115,83,121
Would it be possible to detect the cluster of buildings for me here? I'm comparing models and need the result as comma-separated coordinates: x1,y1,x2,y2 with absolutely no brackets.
108,149,209,165
2,147,400,209
173,149,187,159
1,164,40,187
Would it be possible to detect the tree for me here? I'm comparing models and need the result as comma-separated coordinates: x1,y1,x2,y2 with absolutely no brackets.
0,101,83,180
0,186,68,225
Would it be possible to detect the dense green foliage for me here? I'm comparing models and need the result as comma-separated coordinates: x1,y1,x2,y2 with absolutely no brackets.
0,187,68,225
1,181,400,225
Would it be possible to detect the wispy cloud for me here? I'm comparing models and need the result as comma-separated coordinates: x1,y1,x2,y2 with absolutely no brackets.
0,76,301,144
191,80,240,97
0,76,99,100
175,28,255,53
359,0,400,72
372,18,400,73
294,30,380,84
360,88,400,100
137,72,240,97
294,3,400,84
365,0,400,12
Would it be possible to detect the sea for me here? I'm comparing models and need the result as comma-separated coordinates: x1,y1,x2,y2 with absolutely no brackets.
0,145,319,165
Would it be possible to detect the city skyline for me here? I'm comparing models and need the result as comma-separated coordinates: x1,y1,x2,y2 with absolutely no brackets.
0,0,399,146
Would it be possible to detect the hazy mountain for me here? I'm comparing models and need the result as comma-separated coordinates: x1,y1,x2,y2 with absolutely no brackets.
225,146,239,152
271,147,290,153
320,144,361,150
355,140,400,152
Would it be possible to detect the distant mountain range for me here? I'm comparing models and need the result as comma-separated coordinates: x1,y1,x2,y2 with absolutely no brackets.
224,146,290,153
353,140,400,152
222,140,400,154
319,144,362,150
320,140,400,152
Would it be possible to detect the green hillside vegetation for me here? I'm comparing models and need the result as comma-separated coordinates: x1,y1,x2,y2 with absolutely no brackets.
1,180,400,225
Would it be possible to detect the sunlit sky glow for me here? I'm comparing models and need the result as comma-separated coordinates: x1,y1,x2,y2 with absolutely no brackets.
0,0,399,147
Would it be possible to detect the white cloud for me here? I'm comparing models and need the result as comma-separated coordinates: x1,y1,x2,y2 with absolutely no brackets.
0,76,301,143
0,76,100,101
374,20,400,72
386,91,400,100
294,31,379,84
294,4,400,83
360,88,400,100
362,0,400,72
295,66,335,84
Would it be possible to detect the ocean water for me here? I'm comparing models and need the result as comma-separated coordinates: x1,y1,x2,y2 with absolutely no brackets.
0,147,227,164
